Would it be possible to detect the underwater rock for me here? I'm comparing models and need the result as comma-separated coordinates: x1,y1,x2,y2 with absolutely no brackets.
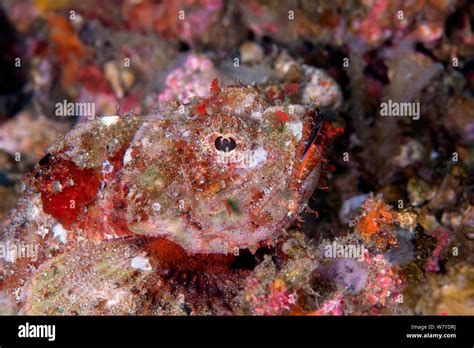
301,66,342,108
413,264,474,315
159,54,221,103
239,41,264,64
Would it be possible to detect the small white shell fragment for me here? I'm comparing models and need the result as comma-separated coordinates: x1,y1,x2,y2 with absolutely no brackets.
152,202,161,212
100,115,120,126
123,148,133,165
52,223,68,243
131,255,152,271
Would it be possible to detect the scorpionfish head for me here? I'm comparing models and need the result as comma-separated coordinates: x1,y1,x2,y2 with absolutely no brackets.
120,85,332,254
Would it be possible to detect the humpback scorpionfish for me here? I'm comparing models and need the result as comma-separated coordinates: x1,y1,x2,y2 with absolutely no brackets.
0,81,341,315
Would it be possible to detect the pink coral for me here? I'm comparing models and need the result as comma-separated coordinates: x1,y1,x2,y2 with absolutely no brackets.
311,293,345,316
159,54,218,103
424,228,450,273
359,252,403,308
244,278,296,315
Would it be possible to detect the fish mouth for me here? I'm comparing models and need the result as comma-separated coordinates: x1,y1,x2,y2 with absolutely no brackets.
302,121,322,158
302,108,323,158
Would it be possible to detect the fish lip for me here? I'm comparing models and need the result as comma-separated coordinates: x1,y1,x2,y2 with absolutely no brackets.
302,121,321,157
302,108,323,157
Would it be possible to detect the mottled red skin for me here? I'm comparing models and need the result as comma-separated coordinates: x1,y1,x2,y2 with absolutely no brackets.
38,158,101,229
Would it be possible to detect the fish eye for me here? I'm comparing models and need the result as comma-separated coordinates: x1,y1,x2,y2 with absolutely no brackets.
215,136,237,152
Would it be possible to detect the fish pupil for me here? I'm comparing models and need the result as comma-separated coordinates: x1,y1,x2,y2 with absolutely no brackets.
215,136,236,152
